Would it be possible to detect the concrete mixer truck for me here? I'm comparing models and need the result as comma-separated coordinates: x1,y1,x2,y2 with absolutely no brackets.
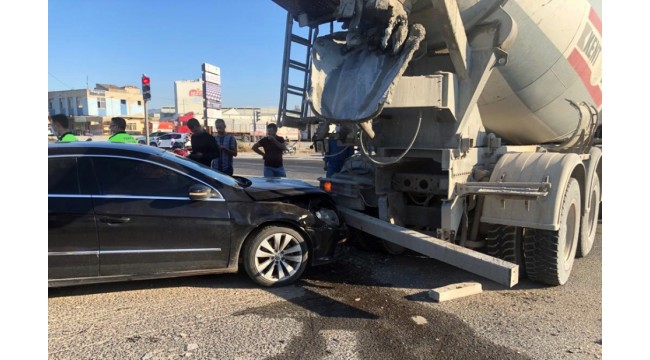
271,0,602,287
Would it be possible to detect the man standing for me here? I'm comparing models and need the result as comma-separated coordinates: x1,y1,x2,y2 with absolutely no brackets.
51,114,78,142
211,118,238,176
324,125,355,177
252,123,287,177
186,118,220,167
108,117,137,143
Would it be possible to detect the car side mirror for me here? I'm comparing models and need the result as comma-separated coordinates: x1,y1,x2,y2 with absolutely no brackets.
188,184,213,200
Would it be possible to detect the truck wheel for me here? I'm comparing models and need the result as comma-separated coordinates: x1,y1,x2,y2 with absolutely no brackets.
523,178,580,286
243,226,308,287
485,225,526,277
350,228,381,251
577,174,600,258
243,135,251,143
381,240,406,255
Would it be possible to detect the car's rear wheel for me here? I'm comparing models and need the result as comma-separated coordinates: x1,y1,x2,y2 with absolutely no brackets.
243,226,309,287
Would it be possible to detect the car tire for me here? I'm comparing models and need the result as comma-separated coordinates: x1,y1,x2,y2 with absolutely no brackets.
243,226,309,287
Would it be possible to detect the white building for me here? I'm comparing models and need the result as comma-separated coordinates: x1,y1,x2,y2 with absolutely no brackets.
174,79,204,117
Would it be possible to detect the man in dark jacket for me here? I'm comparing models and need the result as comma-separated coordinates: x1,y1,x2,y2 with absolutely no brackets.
252,123,287,177
186,118,220,167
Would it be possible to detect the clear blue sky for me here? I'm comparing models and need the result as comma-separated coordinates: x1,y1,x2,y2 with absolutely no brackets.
48,0,303,110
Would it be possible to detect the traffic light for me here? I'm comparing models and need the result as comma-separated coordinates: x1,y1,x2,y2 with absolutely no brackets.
141,75,151,101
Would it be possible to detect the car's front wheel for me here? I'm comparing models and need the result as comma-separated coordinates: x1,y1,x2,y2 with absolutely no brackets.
243,226,309,287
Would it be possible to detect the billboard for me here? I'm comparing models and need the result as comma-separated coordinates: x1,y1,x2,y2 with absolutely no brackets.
202,63,222,125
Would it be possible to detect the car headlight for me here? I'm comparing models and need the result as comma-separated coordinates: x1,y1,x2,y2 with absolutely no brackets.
314,208,340,227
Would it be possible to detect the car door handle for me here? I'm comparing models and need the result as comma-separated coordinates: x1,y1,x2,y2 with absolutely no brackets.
99,216,131,225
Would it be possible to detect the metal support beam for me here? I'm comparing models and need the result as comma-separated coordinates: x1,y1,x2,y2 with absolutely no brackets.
340,207,519,287
432,0,469,80
456,181,551,197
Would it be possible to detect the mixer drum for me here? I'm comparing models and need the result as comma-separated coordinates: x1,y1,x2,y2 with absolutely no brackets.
466,0,602,144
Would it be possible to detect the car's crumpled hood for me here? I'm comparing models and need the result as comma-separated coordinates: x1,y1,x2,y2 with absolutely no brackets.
243,177,324,201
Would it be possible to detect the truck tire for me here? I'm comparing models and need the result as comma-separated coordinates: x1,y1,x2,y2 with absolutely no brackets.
350,228,381,252
243,226,309,287
523,178,580,286
243,135,251,143
381,240,406,255
485,225,526,277
350,229,405,255
577,174,600,258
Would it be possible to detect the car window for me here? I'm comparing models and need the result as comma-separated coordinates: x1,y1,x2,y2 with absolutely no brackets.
93,157,197,197
172,134,181,139
49,157,80,195
161,152,240,188
160,134,171,140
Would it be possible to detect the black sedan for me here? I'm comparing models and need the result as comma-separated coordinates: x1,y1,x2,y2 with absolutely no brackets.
49,142,348,287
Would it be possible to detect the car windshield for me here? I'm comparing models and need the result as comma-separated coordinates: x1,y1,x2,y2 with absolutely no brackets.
162,151,248,187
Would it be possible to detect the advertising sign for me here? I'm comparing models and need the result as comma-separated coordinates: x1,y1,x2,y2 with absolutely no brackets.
202,63,221,117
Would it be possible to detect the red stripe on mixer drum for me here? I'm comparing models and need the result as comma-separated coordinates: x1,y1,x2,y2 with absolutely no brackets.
568,49,601,107
589,8,602,35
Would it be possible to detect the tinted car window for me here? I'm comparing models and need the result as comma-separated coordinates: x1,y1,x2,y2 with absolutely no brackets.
49,157,79,195
172,134,181,139
93,157,197,197
160,134,171,140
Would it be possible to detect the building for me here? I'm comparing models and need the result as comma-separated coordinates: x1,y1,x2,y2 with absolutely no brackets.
160,106,177,121
175,79,209,119
175,69,222,126
220,107,302,141
48,83,145,135
221,107,274,134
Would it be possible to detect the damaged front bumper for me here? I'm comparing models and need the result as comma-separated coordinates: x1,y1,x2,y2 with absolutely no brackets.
305,224,350,266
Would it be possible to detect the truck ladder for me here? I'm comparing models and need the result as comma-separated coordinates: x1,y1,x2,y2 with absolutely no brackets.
277,12,328,131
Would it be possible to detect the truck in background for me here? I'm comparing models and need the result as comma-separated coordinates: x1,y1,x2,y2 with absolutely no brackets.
271,0,602,287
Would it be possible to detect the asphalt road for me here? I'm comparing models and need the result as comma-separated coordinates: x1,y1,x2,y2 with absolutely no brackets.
48,155,602,359
48,230,601,359
232,152,326,185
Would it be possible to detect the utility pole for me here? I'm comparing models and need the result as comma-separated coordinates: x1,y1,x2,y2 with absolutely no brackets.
252,110,257,142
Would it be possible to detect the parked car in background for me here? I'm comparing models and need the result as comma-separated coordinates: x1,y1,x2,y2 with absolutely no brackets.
157,132,190,149
136,131,168,146
48,142,348,287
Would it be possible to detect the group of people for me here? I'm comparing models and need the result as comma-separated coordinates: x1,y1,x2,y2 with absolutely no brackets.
50,114,138,144
187,118,288,178
51,113,290,178
51,114,358,179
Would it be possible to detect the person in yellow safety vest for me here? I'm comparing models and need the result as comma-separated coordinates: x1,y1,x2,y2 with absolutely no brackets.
108,117,137,143
51,114,78,142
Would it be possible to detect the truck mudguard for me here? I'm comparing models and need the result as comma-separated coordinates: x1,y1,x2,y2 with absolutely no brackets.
481,152,585,231
583,146,602,214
